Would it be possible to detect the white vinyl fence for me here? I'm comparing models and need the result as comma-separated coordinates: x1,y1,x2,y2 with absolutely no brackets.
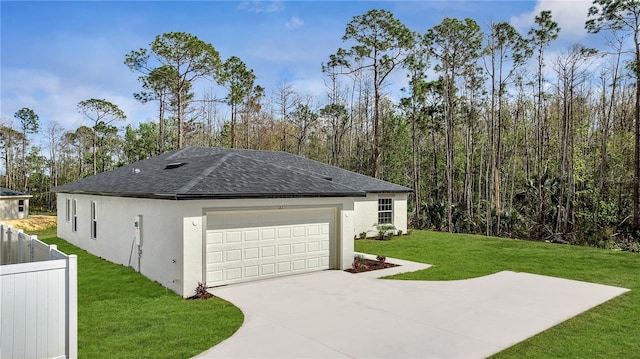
0,223,77,359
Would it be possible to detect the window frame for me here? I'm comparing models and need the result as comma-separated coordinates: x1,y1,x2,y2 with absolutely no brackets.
17,199,25,213
65,198,71,222
90,201,97,239
377,198,393,225
72,199,78,232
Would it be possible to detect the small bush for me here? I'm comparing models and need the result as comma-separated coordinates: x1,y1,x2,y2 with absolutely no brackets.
352,254,367,271
187,282,214,300
376,224,396,240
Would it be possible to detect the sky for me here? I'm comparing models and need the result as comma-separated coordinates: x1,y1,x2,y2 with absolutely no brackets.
1,0,605,145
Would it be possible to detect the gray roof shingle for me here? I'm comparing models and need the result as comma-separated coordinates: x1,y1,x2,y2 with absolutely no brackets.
53,147,411,199
0,187,30,197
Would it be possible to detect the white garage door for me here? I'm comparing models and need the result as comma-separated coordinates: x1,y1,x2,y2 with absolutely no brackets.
205,208,335,286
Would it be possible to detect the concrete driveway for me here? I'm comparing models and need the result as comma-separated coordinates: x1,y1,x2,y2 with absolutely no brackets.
195,255,629,359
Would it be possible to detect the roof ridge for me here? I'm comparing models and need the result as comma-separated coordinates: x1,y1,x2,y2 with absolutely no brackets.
165,147,191,161
177,152,234,193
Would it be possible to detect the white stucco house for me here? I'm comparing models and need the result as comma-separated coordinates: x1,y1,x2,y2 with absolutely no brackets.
0,187,32,220
54,147,410,296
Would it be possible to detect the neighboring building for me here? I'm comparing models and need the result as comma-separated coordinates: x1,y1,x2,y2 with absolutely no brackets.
0,187,32,220
54,147,411,296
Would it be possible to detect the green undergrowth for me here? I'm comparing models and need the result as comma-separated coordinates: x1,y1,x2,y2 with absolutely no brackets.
39,233,243,359
355,230,640,358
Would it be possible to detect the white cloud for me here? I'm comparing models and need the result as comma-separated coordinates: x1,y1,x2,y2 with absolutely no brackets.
286,16,304,30
291,77,326,99
238,1,283,14
510,0,593,41
1,67,154,135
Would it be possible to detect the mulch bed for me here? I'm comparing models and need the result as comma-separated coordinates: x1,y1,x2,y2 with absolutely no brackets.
345,258,399,273
186,292,214,300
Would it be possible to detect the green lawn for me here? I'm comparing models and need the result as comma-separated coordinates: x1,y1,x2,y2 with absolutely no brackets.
355,230,640,358
35,229,243,359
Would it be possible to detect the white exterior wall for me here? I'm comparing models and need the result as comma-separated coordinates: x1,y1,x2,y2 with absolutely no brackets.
56,194,361,297
393,193,408,233
57,194,187,295
0,197,30,220
353,193,408,237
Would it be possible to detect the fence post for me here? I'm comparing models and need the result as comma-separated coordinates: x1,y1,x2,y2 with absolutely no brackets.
66,254,78,359
6,226,13,264
0,223,4,264
30,235,38,262
49,244,58,260
16,229,24,264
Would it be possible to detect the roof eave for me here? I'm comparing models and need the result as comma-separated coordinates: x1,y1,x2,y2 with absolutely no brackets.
174,192,367,200
53,190,367,200
365,189,413,194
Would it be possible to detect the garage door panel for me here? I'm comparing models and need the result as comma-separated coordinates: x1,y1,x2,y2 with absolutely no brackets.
321,241,330,251
307,241,320,252
277,227,291,239
262,228,276,240
226,249,242,262
244,266,259,278
244,230,259,242
277,261,291,273
206,208,335,286
262,246,275,257
207,251,223,264
307,224,320,235
244,247,259,259
227,268,242,280
277,244,291,255
207,269,223,282
292,226,306,237
226,231,242,243
261,263,275,275
307,257,320,268
292,259,306,270
207,231,223,245
292,242,306,254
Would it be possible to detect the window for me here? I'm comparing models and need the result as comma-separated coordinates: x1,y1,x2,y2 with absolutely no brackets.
378,198,393,224
72,199,78,232
18,199,25,213
65,198,71,222
91,201,97,239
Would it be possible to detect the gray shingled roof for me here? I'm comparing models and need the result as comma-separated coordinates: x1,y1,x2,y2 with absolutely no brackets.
53,147,411,200
0,187,30,197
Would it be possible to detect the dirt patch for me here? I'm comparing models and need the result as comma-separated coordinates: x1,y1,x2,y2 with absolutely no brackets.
1,215,57,232
345,258,399,273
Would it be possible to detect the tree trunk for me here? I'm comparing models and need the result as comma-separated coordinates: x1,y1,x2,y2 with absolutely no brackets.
372,58,381,179
635,29,640,230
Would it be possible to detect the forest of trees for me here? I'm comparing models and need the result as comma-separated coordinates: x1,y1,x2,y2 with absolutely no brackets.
2,1,640,251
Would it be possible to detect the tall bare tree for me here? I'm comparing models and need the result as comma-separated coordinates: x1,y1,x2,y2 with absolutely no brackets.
14,108,39,191
587,0,640,230
529,10,560,236
330,9,414,178
482,22,531,235
426,17,483,232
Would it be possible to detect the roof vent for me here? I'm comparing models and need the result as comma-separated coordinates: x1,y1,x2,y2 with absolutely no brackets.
164,162,186,170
